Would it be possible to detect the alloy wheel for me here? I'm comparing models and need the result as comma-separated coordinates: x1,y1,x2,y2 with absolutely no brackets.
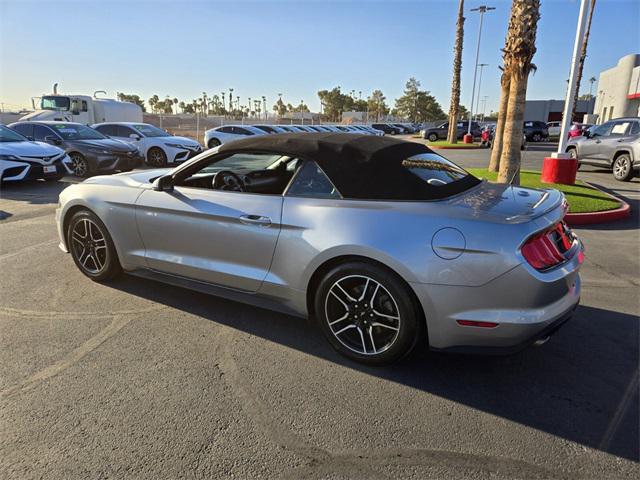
324,275,401,355
70,153,88,177
614,156,631,180
148,148,167,167
70,218,108,274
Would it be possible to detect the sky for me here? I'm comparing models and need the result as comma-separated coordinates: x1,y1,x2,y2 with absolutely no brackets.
1,0,639,115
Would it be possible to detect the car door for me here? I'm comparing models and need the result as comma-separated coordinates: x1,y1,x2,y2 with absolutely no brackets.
600,120,632,164
135,152,284,292
579,122,612,162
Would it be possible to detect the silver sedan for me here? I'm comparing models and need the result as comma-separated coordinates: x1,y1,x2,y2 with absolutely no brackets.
56,133,583,365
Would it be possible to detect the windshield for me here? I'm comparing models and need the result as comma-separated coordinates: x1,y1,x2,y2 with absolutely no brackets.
0,125,28,143
132,124,171,138
41,96,70,111
51,123,106,140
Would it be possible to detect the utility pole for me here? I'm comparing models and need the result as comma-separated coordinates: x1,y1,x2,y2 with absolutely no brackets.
466,5,495,139
474,63,488,120
262,96,267,121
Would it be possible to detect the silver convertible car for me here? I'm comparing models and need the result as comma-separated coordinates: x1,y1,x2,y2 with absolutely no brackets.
56,133,583,365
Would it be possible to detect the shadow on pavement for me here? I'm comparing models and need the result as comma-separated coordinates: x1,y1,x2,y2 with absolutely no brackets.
0,179,73,205
110,276,639,462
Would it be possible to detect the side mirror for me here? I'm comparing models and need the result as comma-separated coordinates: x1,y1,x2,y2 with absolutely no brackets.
129,133,141,141
152,175,174,192
44,135,62,145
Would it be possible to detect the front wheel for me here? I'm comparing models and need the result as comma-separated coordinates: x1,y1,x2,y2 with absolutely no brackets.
67,210,121,281
314,262,422,365
613,154,634,182
532,132,542,142
427,133,438,142
146,147,167,167
69,152,90,178
208,138,221,149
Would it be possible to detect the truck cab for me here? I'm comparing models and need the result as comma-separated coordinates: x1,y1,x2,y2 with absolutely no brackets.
20,95,95,124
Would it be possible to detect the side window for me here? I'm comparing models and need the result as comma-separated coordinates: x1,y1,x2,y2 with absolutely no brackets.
81,101,88,112
610,121,631,136
11,123,33,138
96,125,117,136
286,161,340,199
34,125,55,141
456,122,464,128
592,122,613,137
218,126,232,134
116,125,136,137
629,122,640,135
524,121,533,128
235,127,252,135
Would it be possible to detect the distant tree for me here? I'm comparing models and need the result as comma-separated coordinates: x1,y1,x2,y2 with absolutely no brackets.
394,78,445,122
296,101,310,112
148,95,159,114
578,93,594,101
367,90,389,121
317,87,354,121
447,0,465,143
178,101,186,113
353,99,368,112
273,98,287,117
183,103,195,114
173,97,178,114
117,93,146,112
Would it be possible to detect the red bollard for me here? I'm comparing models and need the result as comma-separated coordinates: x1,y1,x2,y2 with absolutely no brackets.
541,156,578,185
463,134,473,144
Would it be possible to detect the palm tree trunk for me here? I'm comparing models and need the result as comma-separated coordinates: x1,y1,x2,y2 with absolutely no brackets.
571,0,596,121
488,72,510,172
497,70,528,185
496,0,541,185
447,0,465,144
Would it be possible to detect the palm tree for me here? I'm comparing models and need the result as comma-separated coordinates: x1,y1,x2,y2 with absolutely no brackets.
488,66,511,172
178,101,185,114
228,88,234,112
572,0,596,120
588,76,596,97
447,0,465,144
496,0,541,185
172,98,179,114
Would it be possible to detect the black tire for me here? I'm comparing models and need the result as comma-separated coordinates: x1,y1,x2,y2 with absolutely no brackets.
67,210,121,282
208,138,221,149
314,261,422,366
69,152,90,178
612,153,634,182
146,147,167,167
427,133,438,142
532,132,542,142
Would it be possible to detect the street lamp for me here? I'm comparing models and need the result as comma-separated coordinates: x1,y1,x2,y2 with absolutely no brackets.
474,63,489,120
466,5,495,140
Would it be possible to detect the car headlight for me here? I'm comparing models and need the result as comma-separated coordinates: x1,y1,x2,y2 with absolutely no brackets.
87,147,111,154
164,143,184,149
0,154,20,161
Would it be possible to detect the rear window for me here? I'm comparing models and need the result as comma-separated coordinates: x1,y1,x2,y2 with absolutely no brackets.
320,151,480,201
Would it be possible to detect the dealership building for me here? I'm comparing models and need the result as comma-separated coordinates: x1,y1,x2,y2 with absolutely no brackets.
593,53,640,124
524,98,595,123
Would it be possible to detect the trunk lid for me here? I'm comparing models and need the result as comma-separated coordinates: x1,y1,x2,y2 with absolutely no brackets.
448,180,565,224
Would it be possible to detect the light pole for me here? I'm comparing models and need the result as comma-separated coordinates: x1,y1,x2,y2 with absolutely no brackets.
248,97,252,118
474,63,488,120
542,0,590,185
481,96,488,121
466,5,495,139
262,96,267,121
228,88,234,112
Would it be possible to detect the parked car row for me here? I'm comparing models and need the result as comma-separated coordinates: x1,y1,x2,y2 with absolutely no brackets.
2,121,201,180
204,123,392,148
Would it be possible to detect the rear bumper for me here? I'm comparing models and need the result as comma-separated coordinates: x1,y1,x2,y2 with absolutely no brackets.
94,153,143,172
410,242,583,353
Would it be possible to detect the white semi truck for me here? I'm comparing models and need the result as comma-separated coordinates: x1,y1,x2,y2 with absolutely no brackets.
19,84,143,125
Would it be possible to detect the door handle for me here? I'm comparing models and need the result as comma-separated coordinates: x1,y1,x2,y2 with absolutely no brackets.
239,214,272,226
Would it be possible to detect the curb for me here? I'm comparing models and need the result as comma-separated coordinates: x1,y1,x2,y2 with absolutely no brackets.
564,182,631,226
428,145,485,150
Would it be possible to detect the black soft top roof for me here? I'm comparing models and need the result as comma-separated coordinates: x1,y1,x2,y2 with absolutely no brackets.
218,132,479,200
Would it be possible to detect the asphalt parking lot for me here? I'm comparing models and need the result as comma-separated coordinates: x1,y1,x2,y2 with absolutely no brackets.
1,144,638,479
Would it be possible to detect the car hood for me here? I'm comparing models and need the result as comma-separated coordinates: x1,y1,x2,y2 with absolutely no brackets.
448,180,564,224
69,138,137,151
0,140,65,158
164,135,200,146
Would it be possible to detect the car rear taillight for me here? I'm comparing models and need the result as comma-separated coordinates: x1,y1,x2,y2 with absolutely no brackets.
521,221,577,271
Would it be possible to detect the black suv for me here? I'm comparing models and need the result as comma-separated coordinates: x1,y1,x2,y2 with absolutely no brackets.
422,121,482,142
371,123,403,135
523,121,549,142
